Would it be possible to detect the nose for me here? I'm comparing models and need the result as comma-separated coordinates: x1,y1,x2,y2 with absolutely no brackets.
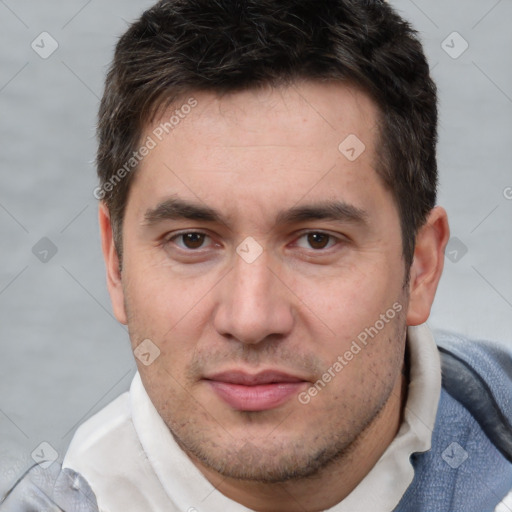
212,250,295,345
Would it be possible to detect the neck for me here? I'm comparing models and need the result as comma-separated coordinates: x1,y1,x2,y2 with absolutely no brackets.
189,369,408,512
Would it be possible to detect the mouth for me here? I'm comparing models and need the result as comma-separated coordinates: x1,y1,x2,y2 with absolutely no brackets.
203,370,309,412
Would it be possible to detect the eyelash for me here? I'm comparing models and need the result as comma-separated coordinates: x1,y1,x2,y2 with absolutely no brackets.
165,230,344,253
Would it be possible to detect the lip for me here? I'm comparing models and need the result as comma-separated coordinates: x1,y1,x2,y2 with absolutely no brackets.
204,370,309,412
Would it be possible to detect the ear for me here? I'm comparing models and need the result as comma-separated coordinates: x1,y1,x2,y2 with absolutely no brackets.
406,206,450,326
98,202,128,325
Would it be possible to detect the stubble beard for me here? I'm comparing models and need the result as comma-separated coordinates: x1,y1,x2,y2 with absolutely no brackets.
161,325,407,484
124,285,409,485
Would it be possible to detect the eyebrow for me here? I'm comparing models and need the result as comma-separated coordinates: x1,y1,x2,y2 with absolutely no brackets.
143,196,368,228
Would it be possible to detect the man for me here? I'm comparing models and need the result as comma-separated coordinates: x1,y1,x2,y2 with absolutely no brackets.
2,0,511,510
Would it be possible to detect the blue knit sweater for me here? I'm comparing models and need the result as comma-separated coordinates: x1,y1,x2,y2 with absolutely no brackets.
395,331,512,511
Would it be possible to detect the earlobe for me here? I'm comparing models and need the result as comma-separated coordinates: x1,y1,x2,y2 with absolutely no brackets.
406,206,450,326
98,203,128,325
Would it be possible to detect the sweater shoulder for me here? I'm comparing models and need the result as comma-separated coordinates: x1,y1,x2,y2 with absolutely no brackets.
434,330,512,417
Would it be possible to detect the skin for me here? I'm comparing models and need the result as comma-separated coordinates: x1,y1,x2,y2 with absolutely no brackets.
99,81,450,511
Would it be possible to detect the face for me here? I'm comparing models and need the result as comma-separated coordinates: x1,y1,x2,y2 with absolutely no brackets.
109,81,412,483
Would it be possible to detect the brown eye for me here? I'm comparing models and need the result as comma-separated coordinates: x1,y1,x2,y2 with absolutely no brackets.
306,233,332,250
175,232,208,250
293,231,342,252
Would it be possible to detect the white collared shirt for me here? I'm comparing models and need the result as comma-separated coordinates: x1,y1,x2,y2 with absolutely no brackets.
63,324,443,512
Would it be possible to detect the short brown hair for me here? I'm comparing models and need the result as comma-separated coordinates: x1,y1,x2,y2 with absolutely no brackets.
96,0,438,268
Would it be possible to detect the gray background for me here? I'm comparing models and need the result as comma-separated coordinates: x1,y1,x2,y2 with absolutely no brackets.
0,0,511,495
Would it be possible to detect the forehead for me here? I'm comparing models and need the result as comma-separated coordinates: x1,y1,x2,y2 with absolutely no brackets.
128,81,387,225
150,81,380,156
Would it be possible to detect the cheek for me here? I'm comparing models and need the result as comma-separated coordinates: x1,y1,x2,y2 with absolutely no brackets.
299,260,401,331
320,312,405,405
295,266,406,380
123,266,214,372
124,257,210,324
